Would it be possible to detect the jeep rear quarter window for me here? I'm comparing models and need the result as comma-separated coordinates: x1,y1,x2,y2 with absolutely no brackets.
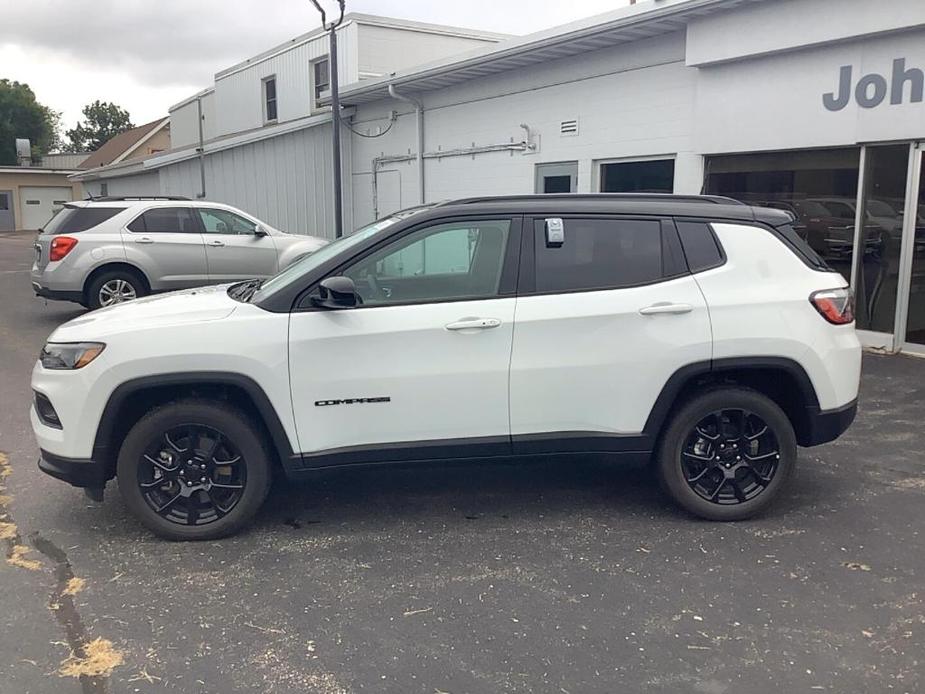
42,207,126,235
675,221,724,272
532,218,667,292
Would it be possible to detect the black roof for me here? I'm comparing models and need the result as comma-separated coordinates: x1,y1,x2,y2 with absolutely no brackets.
430,194,793,226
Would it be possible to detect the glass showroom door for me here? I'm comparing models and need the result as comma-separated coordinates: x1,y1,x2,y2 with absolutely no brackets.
899,144,925,352
850,144,912,348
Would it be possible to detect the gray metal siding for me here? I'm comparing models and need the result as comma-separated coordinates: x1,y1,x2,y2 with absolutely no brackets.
83,172,162,198
155,123,345,238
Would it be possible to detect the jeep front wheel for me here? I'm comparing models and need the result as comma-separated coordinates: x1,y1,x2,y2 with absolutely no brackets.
116,400,272,540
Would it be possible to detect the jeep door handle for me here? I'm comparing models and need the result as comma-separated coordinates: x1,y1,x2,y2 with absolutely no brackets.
638,303,694,316
135,237,154,244
445,318,502,331
207,240,225,247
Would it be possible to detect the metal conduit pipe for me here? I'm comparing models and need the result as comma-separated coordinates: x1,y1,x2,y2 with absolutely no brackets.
369,126,537,219
388,84,425,205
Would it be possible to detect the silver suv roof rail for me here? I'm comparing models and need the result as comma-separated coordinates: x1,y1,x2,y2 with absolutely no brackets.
89,196,192,202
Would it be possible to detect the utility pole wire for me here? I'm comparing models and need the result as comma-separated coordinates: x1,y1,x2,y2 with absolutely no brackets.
309,0,345,30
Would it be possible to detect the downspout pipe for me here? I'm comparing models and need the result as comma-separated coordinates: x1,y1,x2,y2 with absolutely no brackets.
388,84,425,205
196,96,206,199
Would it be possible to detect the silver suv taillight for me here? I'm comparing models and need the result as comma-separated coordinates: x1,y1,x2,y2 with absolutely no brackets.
810,288,855,325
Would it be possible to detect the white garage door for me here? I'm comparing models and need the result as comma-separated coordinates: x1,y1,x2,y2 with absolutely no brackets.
20,186,73,230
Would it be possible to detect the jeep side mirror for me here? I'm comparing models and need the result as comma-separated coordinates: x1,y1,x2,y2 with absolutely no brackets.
311,276,359,309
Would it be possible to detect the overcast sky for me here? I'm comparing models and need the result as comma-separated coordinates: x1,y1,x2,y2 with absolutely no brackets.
2,0,627,136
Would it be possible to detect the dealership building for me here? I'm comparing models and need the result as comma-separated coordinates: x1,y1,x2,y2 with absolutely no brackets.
73,0,925,353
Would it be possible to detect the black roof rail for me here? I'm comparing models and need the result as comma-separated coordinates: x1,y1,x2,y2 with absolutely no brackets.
448,193,746,206
89,195,192,202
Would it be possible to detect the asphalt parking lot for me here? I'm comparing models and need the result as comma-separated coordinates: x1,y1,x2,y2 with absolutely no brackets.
0,230,923,694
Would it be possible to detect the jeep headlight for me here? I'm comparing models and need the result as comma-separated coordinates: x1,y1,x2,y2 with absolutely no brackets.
40,342,106,370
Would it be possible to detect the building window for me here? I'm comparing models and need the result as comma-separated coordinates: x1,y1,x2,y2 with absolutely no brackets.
599,158,675,193
263,76,278,123
535,162,578,194
99,183,108,197
312,57,330,110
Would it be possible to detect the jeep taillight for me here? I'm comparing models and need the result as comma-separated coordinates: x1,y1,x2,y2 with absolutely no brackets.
49,236,78,262
810,288,855,325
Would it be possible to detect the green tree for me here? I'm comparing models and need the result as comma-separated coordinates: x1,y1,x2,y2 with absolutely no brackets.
0,79,59,165
65,101,134,152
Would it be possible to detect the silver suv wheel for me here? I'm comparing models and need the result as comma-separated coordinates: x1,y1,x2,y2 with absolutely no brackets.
99,279,137,306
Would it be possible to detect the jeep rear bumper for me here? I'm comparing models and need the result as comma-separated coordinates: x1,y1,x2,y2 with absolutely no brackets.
802,399,857,447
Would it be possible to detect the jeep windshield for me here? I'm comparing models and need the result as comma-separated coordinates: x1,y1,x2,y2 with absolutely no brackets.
244,206,433,304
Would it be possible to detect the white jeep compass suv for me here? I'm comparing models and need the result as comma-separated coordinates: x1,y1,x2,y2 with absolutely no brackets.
31,195,861,540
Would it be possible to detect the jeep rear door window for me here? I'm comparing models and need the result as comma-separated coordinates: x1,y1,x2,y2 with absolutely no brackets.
42,207,126,234
533,218,663,292
128,207,198,233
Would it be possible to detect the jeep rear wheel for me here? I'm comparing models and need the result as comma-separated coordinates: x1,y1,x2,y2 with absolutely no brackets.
116,400,272,540
657,388,796,521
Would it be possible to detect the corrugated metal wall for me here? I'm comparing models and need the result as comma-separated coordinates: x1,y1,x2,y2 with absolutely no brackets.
169,92,216,149
83,172,162,198
153,122,347,238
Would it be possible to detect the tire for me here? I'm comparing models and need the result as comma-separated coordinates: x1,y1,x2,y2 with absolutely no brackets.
86,269,148,310
116,399,272,541
656,387,797,521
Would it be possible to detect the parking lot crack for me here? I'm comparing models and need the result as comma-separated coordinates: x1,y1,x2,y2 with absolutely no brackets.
32,531,122,693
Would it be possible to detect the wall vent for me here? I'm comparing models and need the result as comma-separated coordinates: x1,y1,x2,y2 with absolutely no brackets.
560,119,579,136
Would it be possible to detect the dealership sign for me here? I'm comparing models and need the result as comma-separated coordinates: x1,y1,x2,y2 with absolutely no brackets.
824,58,924,111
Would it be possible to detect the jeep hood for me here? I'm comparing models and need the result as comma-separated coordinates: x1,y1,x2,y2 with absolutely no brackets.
50,285,239,341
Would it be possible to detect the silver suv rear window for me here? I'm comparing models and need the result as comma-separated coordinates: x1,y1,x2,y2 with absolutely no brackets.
42,207,126,235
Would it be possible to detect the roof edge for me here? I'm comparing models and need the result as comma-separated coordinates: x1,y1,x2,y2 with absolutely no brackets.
215,12,511,82
169,87,216,113
336,0,748,102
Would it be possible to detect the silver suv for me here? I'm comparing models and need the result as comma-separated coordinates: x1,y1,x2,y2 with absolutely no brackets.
31,196,327,309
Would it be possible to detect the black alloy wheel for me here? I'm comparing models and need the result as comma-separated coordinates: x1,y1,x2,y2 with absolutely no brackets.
117,400,271,540
138,425,247,526
680,409,780,505
657,387,796,521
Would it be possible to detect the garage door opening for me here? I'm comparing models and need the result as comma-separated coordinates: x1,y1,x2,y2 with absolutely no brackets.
20,186,73,230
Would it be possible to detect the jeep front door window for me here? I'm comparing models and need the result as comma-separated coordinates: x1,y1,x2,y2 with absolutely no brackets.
342,220,511,305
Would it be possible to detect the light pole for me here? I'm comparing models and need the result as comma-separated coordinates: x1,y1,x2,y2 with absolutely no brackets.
309,0,346,237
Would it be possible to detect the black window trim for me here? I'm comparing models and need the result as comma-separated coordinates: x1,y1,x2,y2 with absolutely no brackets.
517,214,691,298
291,214,524,313
125,206,199,234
